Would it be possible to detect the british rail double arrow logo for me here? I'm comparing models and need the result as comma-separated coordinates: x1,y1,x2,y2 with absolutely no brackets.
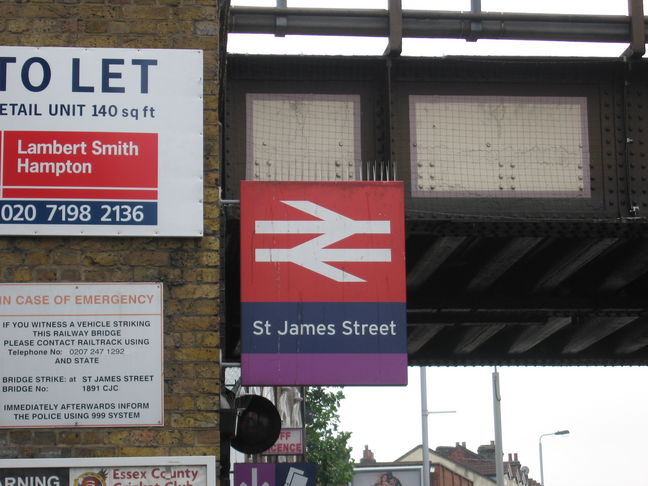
254,200,392,283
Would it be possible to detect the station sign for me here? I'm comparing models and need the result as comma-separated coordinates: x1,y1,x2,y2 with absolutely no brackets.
0,46,203,236
0,282,163,428
240,181,407,385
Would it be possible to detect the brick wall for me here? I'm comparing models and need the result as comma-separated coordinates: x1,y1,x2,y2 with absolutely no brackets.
0,0,222,460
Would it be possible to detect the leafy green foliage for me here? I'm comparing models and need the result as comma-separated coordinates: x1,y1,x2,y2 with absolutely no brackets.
304,387,354,486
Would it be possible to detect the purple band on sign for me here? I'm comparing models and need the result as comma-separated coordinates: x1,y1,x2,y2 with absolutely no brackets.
242,353,408,386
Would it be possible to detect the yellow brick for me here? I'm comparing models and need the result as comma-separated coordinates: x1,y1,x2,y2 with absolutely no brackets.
124,251,169,266
195,430,219,444
85,20,109,33
184,268,219,282
19,4,74,19
0,252,24,265
165,396,197,411
130,21,158,35
78,5,121,20
198,252,219,266
81,430,107,444
19,34,74,46
9,430,32,444
119,447,169,457
172,283,218,299
13,268,33,282
31,19,60,32
25,251,49,266
174,348,219,361
194,332,219,347
169,446,219,457
194,396,219,410
175,7,216,21
8,19,33,33
32,269,57,281
83,252,121,266
169,412,218,428
0,35,21,45
121,6,170,19
154,21,179,34
108,22,130,34
72,447,119,458
105,431,132,446
181,299,219,315
155,430,185,446
194,364,220,379
58,432,82,445
51,249,80,265
130,429,157,444
60,268,82,281
173,316,213,331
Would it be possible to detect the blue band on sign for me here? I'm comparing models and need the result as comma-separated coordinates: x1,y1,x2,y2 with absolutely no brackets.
241,301,406,354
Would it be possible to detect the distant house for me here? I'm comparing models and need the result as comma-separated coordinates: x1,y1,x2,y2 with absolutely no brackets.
353,443,539,486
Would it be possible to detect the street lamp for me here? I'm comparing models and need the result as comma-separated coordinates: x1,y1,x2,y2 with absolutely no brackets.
538,430,570,486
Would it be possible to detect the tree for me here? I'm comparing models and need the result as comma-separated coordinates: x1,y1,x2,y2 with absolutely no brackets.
304,386,354,486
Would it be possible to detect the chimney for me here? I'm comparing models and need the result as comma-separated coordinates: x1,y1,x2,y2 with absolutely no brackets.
360,445,376,464
478,441,496,462
507,451,521,479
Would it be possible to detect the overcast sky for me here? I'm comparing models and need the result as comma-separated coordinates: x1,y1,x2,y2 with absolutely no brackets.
228,2,648,485
338,366,648,486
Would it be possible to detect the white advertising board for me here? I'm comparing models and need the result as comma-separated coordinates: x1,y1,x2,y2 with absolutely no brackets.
0,283,163,428
0,456,216,486
352,466,423,486
0,46,203,236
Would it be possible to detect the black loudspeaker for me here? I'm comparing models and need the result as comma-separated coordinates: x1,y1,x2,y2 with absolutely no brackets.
230,394,282,454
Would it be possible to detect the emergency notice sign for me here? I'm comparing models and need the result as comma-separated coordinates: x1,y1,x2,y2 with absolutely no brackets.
241,181,408,386
0,283,163,428
0,47,203,236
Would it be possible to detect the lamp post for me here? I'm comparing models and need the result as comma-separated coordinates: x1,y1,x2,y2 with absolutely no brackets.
538,430,570,486
420,367,456,486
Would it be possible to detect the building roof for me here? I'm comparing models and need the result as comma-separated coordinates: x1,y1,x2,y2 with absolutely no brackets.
392,443,540,486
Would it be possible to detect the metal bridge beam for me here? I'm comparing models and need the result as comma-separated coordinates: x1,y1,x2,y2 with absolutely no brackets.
230,7,644,46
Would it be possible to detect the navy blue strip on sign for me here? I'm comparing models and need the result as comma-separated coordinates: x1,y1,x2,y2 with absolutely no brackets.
0,200,157,225
242,301,407,354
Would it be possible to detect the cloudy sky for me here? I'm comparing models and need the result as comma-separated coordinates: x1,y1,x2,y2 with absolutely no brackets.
228,2,647,485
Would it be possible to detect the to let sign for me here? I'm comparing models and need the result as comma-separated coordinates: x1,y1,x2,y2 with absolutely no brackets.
240,181,407,386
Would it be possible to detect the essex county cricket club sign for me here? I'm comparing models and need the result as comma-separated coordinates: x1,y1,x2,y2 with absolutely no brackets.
0,456,216,486
0,46,203,236
240,181,407,386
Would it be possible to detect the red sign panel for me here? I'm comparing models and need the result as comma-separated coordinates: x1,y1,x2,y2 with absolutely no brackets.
2,131,157,199
241,181,406,303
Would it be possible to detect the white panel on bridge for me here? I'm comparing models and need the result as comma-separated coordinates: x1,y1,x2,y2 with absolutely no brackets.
410,95,590,198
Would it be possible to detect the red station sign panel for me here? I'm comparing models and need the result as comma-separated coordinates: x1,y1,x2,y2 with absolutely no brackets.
240,181,407,386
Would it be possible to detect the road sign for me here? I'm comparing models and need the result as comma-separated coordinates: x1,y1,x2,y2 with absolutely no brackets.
240,181,407,385
234,464,316,486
